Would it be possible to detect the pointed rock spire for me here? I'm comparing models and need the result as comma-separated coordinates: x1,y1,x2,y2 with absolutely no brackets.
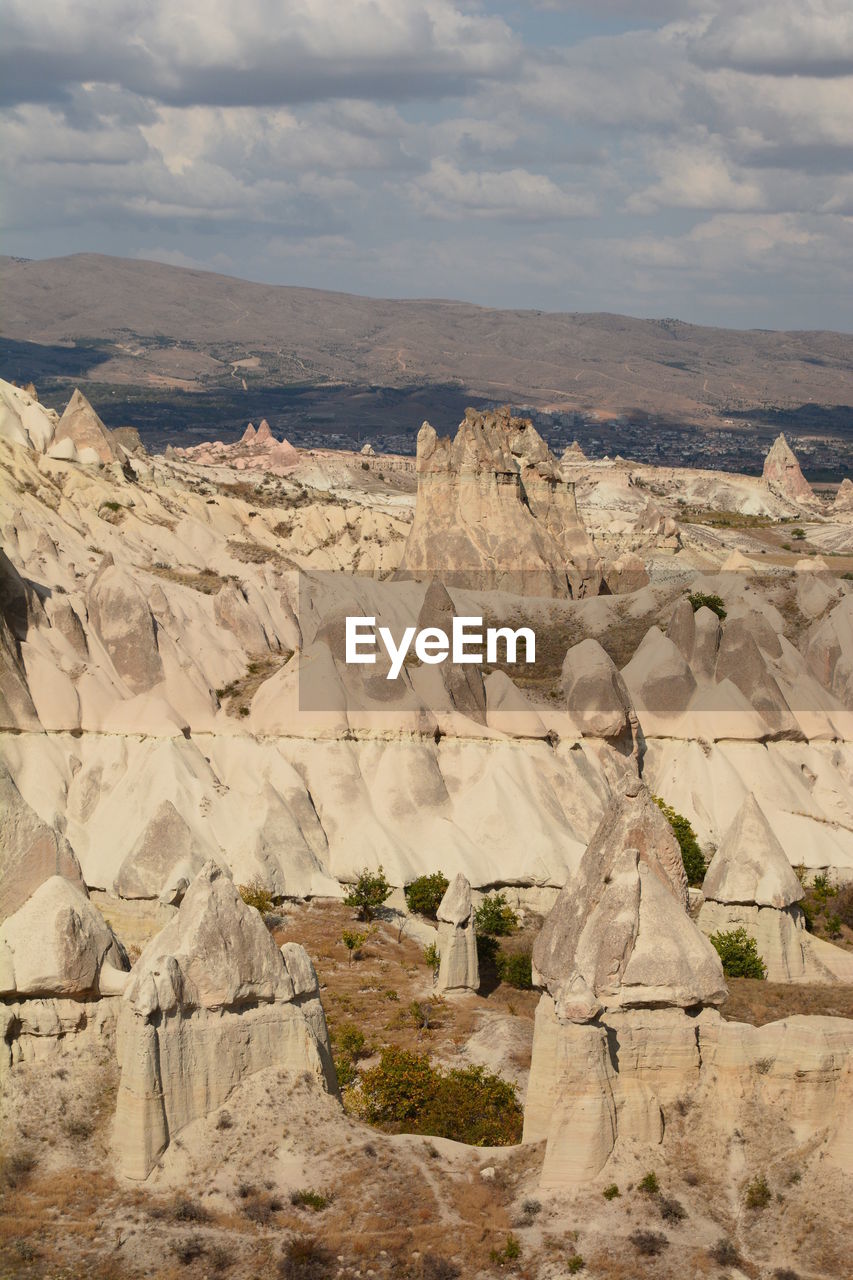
702,794,803,908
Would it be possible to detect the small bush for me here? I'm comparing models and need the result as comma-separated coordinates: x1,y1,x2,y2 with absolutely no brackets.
791,527,806,540
567,1257,585,1275
836,882,853,929
290,1189,331,1211
496,949,533,989
279,1236,333,1280
337,1024,368,1059
602,1183,620,1200
343,865,392,921
710,927,767,979
629,1230,669,1257
172,1197,211,1223
342,927,370,964
356,1046,522,1145
659,1196,686,1223
687,592,726,619
238,877,275,914
653,797,707,886
334,1054,358,1089
825,913,842,939
489,1234,520,1266
638,1171,660,1195
520,1198,541,1218
171,1236,206,1264
476,933,500,966
419,1257,460,1280
1,1148,37,1188
216,1110,233,1131
709,1239,742,1266
405,872,449,918
424,942,440,973
474,892,519,937
745,1174,771,1209
773,1271,800,1280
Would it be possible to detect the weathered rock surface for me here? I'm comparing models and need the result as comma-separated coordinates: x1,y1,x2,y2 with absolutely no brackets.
113,861,335,1179
50,389,125,466
762,433,814,505
397,407,602,597
561,639,637,751
87,560,164,694
702,794,803,908
0,875,127,997
0,762,84,920
435,873,479,993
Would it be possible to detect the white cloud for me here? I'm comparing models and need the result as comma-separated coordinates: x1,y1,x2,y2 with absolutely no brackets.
407,159,597,220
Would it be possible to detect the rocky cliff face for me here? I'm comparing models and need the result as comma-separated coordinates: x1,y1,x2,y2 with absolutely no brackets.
397,407,603,597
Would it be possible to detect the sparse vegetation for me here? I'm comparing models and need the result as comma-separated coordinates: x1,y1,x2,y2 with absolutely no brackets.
279,1235,333,1280
405,872,450,918
687,591,727,618
709,1238,742,1266
653,797,707,886
290,1188,332,1211
343,865,392,921
342,927,370,964
710,926,767,979
638,1171,660,1195
495,949,533,989
744,1173,772,1209
474,892,519,937
424,941,440,973
602,1183,620,1200
629,1230,669,1256
238,877,275,914
489,1234,521,1267
566,1256,585,1275
355,1046,522,1145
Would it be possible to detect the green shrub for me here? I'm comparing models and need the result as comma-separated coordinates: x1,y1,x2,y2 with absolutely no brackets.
474,892,519,937
567,1257,585,1275
405,873,449,918
290,1189,331,1211
836,882,853,929
637,1171,659,1195
496,950,532,989
744,1174,771,1210
825,913,842,939
341,928,370,964
343,866,392,921
653,798,707,886
336,1024,368,1059
476,934,500,966
710,927,767,979
791,527,806,540
602,1184,620,1200
356,1046,522,1146
424,942,440,973
489,1234,520,1266
238,878,274,914
687,592,726,619
334,1053,358,1089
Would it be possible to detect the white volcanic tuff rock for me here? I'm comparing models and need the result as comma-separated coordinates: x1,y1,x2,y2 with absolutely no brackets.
762,433,814,505
0,379,59,451
702,793,803,908
397,407,602,598
87,560,164,694
805,594,853,708
525,1004,853,1188
0,875,127,997
561,638,637,748
834,478,853,513
50,389,127,466
435,873,479,993
0,762,84,920
621,627,697,733
415,578,486,724
114,861,335,1179
697,792,853,983
643,737,853,877
531,780,720,1017
113,800,207,900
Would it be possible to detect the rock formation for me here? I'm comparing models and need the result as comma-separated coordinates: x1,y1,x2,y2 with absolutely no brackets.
0,763,84,919
50,389,126,466
561,639,639,757
113,861,336,1179
435,874,479,993
397,407,602,597
833,477,853,512
698,794,853,983
762,433,814,505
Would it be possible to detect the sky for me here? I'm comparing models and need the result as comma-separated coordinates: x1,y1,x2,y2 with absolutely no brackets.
1,0,852,330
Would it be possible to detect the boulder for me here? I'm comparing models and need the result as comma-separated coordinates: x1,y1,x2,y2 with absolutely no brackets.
0,875,127,997
87,562,164,694
561,639,637,747
113,861,336,1179
0,764,84,920
435,874,479,993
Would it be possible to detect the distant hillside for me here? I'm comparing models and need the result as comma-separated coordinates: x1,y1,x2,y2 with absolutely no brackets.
2,253,852,429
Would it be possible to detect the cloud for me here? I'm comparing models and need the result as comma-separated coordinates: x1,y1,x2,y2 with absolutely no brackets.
407,159,597,220
690,0,853,77
0,0,518,108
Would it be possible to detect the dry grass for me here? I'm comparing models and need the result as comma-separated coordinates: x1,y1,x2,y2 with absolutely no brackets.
721,979,853,1025
216,652,292,715
148,564,234,594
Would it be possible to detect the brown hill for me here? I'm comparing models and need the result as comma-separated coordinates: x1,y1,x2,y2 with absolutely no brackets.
2,253,852,424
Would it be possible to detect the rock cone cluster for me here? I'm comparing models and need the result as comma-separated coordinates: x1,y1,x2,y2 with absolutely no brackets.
397,406,602,597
